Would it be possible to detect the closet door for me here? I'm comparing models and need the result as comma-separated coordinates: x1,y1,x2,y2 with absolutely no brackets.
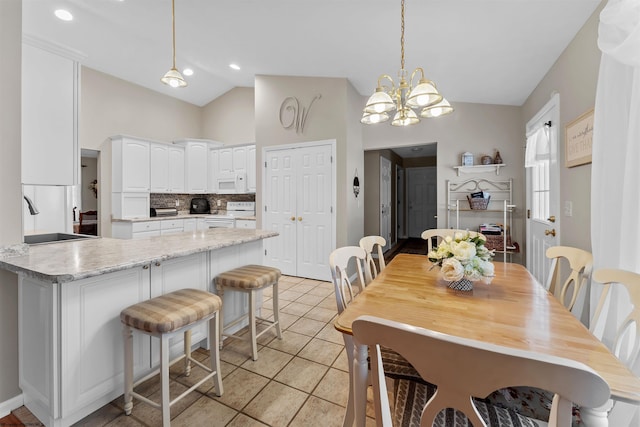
296,145,332,280
264,143,333,281
264,149,298,276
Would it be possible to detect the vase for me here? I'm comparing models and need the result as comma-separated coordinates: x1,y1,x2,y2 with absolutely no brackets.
448,278,473,291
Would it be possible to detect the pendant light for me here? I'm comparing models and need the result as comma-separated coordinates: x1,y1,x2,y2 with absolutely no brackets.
161,0,187,88
362,0,453,126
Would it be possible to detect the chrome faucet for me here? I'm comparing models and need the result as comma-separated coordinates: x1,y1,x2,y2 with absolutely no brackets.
23,195,40,215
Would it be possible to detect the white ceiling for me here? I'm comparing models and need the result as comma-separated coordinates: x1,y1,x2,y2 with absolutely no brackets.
23,0,600,108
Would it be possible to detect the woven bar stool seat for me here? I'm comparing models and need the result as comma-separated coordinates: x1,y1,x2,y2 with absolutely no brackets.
121,288,223,427
215,265,282,360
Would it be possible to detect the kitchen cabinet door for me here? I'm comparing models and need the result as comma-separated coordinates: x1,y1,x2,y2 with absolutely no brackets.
174,140,222,193
112,136,150,193
218,148,233,175
22,41,79,186
168,145,185,193
150,143,169,193
246,145,256,193
208,148,220,193
232,146,247,173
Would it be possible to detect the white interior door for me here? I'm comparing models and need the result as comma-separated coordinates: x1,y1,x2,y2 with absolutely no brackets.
397,166,405,239
296,145,333,280
407,167,437,238
526,94,560,285
264,149,297,276
380,157,392,250
264,142,334,281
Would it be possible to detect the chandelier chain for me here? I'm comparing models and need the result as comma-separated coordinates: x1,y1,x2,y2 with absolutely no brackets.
400,0,405,71
171,0,176,68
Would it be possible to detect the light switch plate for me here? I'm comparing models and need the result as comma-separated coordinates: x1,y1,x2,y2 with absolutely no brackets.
564,201,573,217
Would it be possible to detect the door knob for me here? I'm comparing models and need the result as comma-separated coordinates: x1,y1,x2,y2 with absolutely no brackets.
545,229,556,237
298,217,303,221
290,216,295,221
547,215,556,223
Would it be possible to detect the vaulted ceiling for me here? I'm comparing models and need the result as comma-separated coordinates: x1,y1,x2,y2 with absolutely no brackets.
23,0,601,107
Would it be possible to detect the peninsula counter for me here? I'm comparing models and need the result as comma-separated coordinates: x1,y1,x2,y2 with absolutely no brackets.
0,228,277,427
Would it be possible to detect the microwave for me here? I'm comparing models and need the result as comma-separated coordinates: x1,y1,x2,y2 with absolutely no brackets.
216,172,246,194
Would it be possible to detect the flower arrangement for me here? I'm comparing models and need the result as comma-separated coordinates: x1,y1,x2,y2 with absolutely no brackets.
427,231,495,288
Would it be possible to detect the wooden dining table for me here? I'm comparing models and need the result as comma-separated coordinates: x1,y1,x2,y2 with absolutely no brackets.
334,253,640,427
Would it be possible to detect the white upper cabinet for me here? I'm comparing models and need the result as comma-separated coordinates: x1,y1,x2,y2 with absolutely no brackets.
209,144,256,193
150,142,185,193
168,145,185,193
22,38,80,186
112,136,150,192
174,139,223,193
246,145,256,193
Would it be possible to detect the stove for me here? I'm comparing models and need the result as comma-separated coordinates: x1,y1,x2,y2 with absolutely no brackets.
204,201,255,228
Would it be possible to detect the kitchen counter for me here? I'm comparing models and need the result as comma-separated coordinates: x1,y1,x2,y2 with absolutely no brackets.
0,227,276,283
111,212,211,222
7,227,277,427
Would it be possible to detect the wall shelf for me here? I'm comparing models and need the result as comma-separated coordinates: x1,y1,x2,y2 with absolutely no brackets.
453,164,506,176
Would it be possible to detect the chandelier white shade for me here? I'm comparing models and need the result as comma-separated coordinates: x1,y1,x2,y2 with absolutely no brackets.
362,0,452,126
161,0,187,88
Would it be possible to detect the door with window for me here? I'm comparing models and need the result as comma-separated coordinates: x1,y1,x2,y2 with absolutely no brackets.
526,94,560,285
264,142,334,281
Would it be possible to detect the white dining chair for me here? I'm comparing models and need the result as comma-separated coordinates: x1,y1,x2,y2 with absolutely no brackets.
421,228,486,252
359,235,387,285
583,268,640,426
329,247,422,427
353,315,610,427
545,246,593,312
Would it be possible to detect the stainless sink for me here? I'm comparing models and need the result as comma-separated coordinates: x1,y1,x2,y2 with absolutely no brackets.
24,233,98,245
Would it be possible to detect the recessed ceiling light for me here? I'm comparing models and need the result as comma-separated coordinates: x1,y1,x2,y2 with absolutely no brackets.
411,147,423,152
183,68,194,76
54,9,73,21
229,63,241,71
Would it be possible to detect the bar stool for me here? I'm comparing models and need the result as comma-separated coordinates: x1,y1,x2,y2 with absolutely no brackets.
215,264,282,360
121,288,224,427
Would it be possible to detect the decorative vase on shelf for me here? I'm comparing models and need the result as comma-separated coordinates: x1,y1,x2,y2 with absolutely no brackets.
494,150,503,164
447,278,474,291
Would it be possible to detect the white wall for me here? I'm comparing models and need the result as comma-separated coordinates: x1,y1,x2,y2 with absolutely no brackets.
521,2,603,252
363,101,524,262
0,0,23,408
201,87,255,144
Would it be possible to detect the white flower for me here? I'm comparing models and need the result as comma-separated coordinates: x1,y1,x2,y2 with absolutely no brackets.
478,259,495,277
451,240,476,261
445,236,453,243
454,232,464,241
441,258,464,281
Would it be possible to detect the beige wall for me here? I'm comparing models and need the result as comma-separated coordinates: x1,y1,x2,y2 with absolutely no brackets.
0,0,23,405
363,102,524,262
80,67,203,235
254,75,362,248
345,82,365,246
521,2,603,252
201,87,255,144
363,151,381,237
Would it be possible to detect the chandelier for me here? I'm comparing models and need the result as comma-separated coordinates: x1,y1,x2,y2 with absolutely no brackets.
161,0,187,88
361,0,453,126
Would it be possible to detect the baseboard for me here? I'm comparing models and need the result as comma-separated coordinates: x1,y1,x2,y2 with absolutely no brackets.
0,393,24,418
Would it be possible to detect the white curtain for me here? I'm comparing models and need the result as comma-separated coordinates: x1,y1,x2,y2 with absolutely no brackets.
524,126,550,167
590,1,640,425
591,0,640,272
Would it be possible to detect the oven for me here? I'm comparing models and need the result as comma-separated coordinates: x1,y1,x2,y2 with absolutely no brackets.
203,201,255,229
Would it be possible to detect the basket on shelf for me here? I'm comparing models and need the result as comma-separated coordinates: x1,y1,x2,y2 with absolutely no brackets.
467,194,490,210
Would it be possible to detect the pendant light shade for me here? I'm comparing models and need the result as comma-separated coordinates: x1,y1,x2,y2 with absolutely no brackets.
161,67,187,88
406,78,442,108
420,98,454,118
391,107,419,127
161,0,187,88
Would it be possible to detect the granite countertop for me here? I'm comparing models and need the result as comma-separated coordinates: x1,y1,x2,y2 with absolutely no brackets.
0,228,277,284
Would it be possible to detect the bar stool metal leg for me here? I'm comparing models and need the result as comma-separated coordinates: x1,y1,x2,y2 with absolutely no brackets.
210,313,223,396
160,334,170,426
183,330,191,377
273,282,282,339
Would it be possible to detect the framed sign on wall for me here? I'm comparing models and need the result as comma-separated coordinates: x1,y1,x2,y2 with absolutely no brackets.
565,108,594,168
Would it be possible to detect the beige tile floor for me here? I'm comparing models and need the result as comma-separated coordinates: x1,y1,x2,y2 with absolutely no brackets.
13,275,378,427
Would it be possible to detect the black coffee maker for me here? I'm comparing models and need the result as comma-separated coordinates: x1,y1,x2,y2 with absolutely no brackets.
190,198,210,214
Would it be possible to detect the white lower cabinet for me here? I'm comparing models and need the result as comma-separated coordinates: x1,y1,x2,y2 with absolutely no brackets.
112,193,150,220
160,219,184,235
235,219,256,229
19,250,219,427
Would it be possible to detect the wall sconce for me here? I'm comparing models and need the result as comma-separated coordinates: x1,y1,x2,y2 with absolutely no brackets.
353,170,360,198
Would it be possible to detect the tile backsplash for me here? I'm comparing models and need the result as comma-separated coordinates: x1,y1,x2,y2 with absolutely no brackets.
150,193,255,212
